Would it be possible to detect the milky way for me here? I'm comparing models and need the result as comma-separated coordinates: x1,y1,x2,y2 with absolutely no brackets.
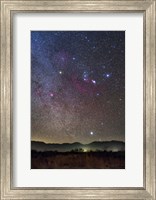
31,31,125,144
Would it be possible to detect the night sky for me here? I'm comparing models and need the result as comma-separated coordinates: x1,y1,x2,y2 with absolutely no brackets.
31,31,125,144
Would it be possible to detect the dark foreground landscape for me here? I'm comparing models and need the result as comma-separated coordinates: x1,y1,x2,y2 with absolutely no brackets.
31,150,125,169
31,140,125,169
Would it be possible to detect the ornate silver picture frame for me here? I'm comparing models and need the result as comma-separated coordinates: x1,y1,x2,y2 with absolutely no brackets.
0,0,155,199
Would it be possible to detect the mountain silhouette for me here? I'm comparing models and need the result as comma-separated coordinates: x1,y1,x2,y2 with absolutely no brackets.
31,140,125,152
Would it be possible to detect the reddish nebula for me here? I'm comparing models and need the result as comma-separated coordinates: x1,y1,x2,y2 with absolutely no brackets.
72,74,98,96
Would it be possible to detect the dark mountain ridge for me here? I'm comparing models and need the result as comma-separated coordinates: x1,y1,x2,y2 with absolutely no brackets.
31,140,125,152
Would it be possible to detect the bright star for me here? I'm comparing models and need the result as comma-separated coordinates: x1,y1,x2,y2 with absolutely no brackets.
92,80,96,84
59,71,63,75
83,74,88,78
83,71,89,81
90,131,94,135
106,74,110,78
83,78,88,82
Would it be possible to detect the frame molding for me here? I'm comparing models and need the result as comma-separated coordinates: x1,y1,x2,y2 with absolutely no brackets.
0,0,155,199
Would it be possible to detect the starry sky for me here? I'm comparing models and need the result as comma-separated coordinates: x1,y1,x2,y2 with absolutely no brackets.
31,31,125,144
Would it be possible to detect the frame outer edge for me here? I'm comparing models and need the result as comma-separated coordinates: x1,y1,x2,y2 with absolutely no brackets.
150,1,155,200
1,1,11,200
1,1,6,199
0,0,156,199
145,1,156,200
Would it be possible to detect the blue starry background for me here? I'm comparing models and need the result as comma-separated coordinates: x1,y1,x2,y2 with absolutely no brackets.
31,31,125,144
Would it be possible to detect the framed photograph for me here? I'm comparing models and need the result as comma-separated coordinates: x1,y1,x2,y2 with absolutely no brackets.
31,30,125,170
0,0,155,199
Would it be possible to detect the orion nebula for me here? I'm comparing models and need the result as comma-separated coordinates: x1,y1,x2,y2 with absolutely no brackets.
31,31,125,144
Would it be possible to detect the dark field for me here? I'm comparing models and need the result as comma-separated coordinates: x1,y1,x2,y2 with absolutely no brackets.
31,150,125,169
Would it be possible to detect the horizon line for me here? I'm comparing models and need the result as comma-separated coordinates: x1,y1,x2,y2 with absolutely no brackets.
31,140,125,145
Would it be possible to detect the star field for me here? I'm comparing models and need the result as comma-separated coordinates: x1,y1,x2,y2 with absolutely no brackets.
31,31,125,144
